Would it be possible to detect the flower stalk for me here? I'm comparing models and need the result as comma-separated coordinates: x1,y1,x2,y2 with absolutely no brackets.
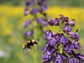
33,14,38,63
23,0,48,63
59,21,64,54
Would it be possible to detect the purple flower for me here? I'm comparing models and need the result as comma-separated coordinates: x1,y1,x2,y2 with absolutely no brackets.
72,40,81,50
74,59,79,63
24,8,29,16
24,11,29,16
41,5,47,11
68,19,75,26
45,30,54,40
68,57,74,63
25,0,35,6
24,30,33,37
30,0,36,5
25,0,30,6
60,15,68,21
43,52,52,62
59,34,67,44
48,19,55,26
43,44,55,54
54,18,60,26
37,17,43,24
24,19,31,28
31,7,38,14
68,57,80,63
25,7,29,11
64,44,74,53
71,52,84,62
69,30,80,40
48,37,56,46
48,18,60,26
63,23,72,32
38,0,46,5
53,53,64,63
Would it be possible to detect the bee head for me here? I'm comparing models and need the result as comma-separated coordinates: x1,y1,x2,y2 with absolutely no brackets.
32,40,38,45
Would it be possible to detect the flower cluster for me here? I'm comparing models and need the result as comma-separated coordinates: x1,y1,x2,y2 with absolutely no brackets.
24,0,48,40
43,15,84,63
25,0,47,16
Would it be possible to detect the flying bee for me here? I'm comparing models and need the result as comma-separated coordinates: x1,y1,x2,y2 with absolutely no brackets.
22,40,38,49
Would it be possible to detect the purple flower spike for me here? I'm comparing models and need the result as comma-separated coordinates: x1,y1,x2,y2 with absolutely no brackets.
24,30,33,37
63,23,72,32
68,19,75,26
31,7,38,15
24,20,31,28
43,15,84,63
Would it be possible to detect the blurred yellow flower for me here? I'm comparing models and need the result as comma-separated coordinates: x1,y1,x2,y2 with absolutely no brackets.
0,17,12,36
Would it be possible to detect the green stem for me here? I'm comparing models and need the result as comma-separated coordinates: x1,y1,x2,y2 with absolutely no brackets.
32,0,39,62
33,14,38,63
59,22,63,54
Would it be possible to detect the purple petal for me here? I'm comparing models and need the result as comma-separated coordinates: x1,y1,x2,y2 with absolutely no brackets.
24,20,31,28
37,17,44,24
31,7,38,14
24,30,33,37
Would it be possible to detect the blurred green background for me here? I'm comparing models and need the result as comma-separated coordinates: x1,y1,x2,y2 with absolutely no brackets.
0,0,84,63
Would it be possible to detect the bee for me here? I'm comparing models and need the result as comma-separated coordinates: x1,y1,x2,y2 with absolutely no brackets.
22,40,38,49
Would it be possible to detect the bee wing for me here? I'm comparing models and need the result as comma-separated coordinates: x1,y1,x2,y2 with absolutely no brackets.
34,41,38,45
